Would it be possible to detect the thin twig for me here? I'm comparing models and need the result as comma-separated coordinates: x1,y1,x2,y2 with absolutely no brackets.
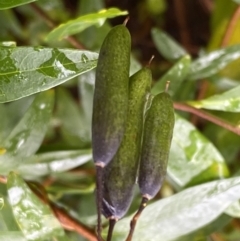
0,176,97,241
174,102,240,136
221,5,240,47
95,165,104,241
125,197,148,241
30,2,85,49
106,219,116,241
210,233,226,241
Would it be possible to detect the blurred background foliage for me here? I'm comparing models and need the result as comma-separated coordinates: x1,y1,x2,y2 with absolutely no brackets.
0,0,240,240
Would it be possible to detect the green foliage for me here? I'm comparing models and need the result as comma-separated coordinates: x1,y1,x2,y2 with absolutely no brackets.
0,1,240,241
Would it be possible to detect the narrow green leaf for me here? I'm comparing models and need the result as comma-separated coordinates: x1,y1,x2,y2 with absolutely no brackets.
56,88,91,147
151,28,188,61
78,70,95,125
0,0,36,10
168,114,229,188
0,41,16,47
224,201,240,218
188,85,240,112
0,91,54,174
18,150,92,177
188,45,240,80
0,197,20,231
151,55,191,96
232,0,240,4
0,231,26,241
7,172,64,240
0,196,3,210
176,214,231,241
0,47,98,103
0,104,9,142
46,8,128,41
113,177,240,241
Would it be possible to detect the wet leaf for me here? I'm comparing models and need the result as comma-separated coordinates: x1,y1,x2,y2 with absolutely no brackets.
151,28,188,61
0,46,98,103
0,0,36,9
188,85,240,112
112,177,240,241
168,114,229,188
7,172,64,240
0,196,20,231
46,8,128,41
151,55,191,96
18,149,92,177
175,214,231,241
188,44,240,80
0,91,54,174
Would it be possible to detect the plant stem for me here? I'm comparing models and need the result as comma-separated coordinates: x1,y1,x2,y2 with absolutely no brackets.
221,6,240,47
125,197,148,241
174,102,240,136
106,219,116,241
96,165,104,241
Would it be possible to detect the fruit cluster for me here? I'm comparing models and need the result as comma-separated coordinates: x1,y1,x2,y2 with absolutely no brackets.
92,23,175,241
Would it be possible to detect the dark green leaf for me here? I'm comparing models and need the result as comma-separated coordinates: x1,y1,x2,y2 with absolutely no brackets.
78,70,95,125
56,88,91,147
46,8,128,41
18,150,92,177
151,55,191,96
188,45,240,80
168,114,229,188
0,0,36,10
0,47,98,103
112,177,240,241
188,85,240,112
0,91,54,174
7,172,64,240
151,28,188,61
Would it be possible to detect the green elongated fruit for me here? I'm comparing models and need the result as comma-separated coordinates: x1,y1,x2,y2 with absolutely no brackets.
102,67,152,222
91,24,131,241
139,91,175,199
92,25,131,168
125,91,175,241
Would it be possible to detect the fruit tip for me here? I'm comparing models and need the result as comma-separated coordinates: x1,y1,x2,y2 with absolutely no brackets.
146,55,154,67
123,16,130,26
165,81,170,92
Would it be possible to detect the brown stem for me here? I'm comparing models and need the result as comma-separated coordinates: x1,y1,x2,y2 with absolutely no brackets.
95,165,104,241
190,80,209,125
221,6,240,47
125,197,148,241
210,233,226,241
174,102,240,136
106,219,117,241
30,3,85,49
0,176,97,241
